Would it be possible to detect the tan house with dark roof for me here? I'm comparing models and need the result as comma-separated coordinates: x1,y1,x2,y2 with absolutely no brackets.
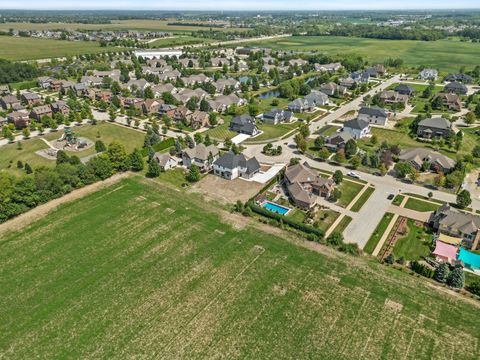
187,111,210,129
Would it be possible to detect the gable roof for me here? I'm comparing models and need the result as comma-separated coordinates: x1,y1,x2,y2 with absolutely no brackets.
399,148,455,170
359,106,388,118
183,143,219,161
213,152,260,174
284,162,318,184
418,117,451,130
344,118,369,131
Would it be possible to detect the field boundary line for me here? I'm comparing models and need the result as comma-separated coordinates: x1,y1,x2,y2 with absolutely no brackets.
161,247,266,354
0,172,131,239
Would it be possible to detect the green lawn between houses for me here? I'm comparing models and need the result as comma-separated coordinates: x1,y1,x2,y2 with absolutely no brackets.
364,212,395,255
336,180,364,208
392,219,433,261
350,186,375,212
1,176,478,358
403,197,442,213
239,36,480,72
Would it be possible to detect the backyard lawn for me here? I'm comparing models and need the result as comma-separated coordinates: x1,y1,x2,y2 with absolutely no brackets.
364,212,394,254
248,122,300,143
392,219,433,261
204,116,236,141
1,177,478,358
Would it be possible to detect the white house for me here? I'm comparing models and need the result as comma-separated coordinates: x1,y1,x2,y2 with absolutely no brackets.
357,107,389,126
182,144,219,171
342,118,371,139
213,152,260,180
153,153,177,171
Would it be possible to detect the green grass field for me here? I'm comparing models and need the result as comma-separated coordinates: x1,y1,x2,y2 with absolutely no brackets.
404,197,441,213
0,123,144,175
149,36,214,48
0,176,479,358
242,36,480,72
0,36,121,61
350,186,375,212
336,181,364,208
331,215,353,235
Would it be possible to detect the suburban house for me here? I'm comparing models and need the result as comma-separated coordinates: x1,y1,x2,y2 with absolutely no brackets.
305,90,329,106
418,68,438,81
142,99,162,115
30,105,53,121
378,91,409,105
213,152,261,180
21,92,41,106
152,83,177,97
325,132,354,152
444,73,473,83
314,62,343,73
0,85,10,95
153,153,177,171
320,82,346,97
214,78,240,93
416,117,453,139
284,162,335,209
398,148,455,173
37,76,55,89
342,118,371,139
7,111,30,128
288,98,314,112
0,95,21,110
262,109,293,125
172,107,192,122
432,93,462,111
394,84,415,96
207,94,245,112
158,104,177,117
289,59,308,67
181,74,211,87
187,111,210,129
357,106,389,126
179,58,200,68
229,114,259,136
50,101,70,116
173,88,207,104
443,82,468,95
430,204,480,250
182,144,219,171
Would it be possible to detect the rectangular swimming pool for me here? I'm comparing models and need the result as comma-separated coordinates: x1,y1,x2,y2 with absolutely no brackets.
262,201,291,216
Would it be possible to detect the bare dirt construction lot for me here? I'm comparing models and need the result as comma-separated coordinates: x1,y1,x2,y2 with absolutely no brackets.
189,174,263,204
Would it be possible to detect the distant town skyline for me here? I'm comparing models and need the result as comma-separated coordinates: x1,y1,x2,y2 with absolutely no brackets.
1,0,479,10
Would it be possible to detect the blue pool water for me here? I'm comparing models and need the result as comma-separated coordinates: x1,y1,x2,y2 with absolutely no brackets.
262,201,290,215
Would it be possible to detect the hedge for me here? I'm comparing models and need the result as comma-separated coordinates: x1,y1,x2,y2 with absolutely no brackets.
247,201,325,238
141,138,175,156
411,261,434,278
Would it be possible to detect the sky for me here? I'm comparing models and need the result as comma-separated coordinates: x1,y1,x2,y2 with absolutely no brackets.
0,1,479,11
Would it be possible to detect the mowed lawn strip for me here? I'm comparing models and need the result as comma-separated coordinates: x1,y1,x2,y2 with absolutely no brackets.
331,215,353,235
364,212,394,254
336,180,364,208
0,178,478,358
350,186,375,212
403,197,441,212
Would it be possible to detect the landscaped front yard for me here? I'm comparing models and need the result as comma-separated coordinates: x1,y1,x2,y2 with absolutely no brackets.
392,219,433,261
403,197,441,212
336,181,364,208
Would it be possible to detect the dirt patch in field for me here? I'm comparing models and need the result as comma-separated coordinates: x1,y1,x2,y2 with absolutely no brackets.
188,174,263,204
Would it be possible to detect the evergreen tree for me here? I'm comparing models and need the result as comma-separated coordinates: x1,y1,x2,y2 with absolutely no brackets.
186,164,201,182
129,148,144,172
24,163,33,174
146,158,161,178
434,262,450,283
446,267,465,289
95,140,107,153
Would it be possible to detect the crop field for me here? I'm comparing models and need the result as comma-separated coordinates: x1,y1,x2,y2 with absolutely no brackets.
0,36,121,61
149,35,214,48
0,20,248,33
1,176,478,358
242,36,480,72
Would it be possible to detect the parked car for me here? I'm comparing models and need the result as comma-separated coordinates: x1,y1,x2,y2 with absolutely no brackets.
387,194,395,200
347,171,360,179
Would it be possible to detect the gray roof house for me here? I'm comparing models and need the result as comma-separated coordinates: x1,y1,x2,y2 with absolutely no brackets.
399,148,455,173
342,118,370,139
417,117,453,139
443,82,468,95
325,132,354,152
262,109,293,125
229,114,259,136
153,153,177,171
182,144,219,171
288,98,314,112
320,82,346,97
213,152,260,180
418,68,438,81
394,84,415,96
430,204,480,250
305,90,329,106
444,74,473,83
357,106,389,126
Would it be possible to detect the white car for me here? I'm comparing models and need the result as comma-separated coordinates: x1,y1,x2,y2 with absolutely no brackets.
347,171,360,179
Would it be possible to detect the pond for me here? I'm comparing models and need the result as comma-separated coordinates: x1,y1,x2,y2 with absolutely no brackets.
257,90,281,99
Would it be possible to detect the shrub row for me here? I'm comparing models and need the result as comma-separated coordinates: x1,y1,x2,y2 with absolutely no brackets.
410,260,434,278
141,137,175,156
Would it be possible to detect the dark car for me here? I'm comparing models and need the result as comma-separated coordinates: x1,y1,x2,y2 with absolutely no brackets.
387,194,395,200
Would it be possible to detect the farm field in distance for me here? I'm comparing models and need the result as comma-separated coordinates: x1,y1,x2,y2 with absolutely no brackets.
0,36,121,61
0,176,478,359
241,36,480,72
